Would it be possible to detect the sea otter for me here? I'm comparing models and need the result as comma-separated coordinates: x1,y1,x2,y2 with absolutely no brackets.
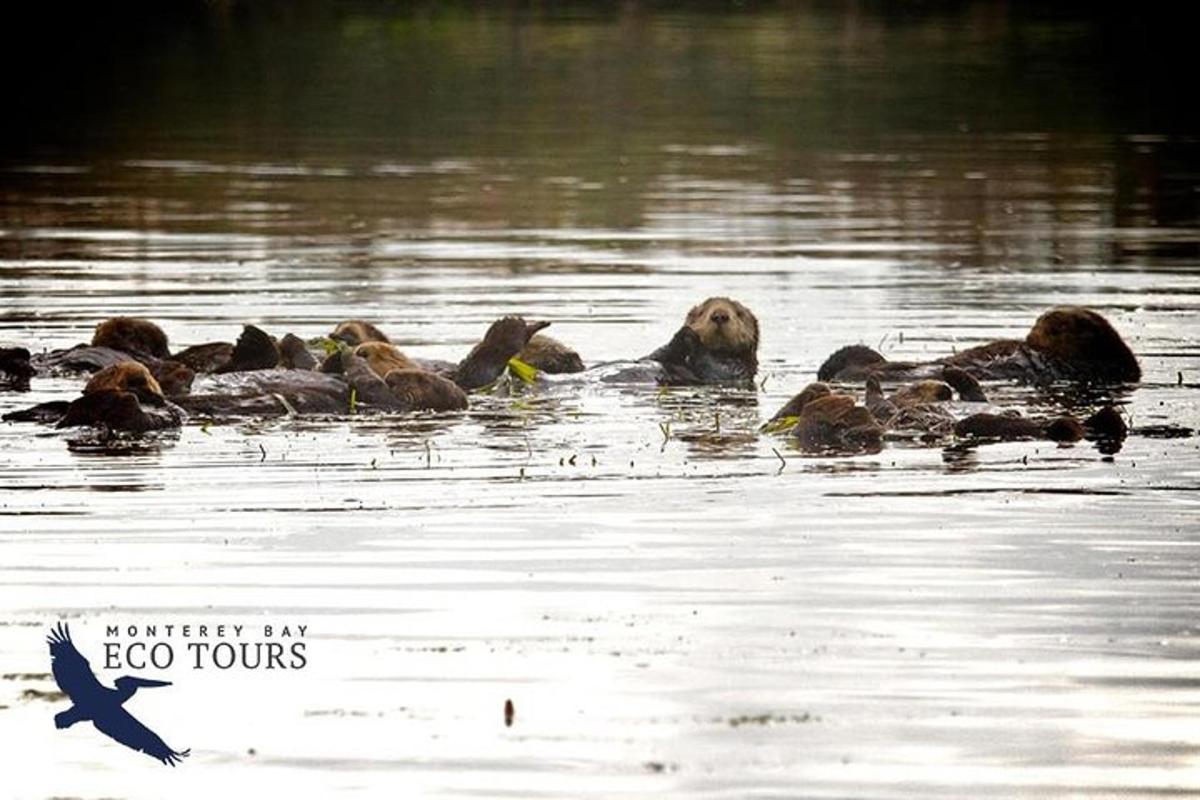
647,297,759,385
1,346,34,388
818,307,1140,385
175,315,545,419
450,317,552,390
517,334,584,374
91,317,171,361
765,383,883,453
3,361,185,432
955,405,1127,444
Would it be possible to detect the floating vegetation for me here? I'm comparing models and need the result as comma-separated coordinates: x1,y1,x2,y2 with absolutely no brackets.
506,357,539,385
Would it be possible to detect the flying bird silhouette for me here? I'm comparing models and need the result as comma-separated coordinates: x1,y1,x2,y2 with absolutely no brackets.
47,622,190,766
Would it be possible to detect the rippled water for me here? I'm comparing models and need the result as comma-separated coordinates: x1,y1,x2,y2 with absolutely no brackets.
2,4,1199,798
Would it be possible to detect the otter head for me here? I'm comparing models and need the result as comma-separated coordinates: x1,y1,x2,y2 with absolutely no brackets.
771,382,833,422
331,320,390,347
684,297,759,358
92,317,170,360
354,342,419,379
84,362,164,405
1025,307,1140,383
151,360,195,397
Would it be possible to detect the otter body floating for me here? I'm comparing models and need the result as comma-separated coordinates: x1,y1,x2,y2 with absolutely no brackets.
819,307,1140,385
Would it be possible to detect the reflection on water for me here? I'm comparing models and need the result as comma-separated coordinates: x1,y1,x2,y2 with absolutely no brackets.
1,3,1199,798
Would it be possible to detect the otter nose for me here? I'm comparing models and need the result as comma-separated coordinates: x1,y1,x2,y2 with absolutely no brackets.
711,310,730,325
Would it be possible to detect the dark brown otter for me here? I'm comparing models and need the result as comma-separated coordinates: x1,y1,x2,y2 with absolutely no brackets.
278,334,318,371
517,334,584,374
768,382,882,453
385,369,469,412
213,325,279,373
955,405,1126,444
171,342,234,374
84,362,165,405
56,391,164,433
5,360,185,432
794,393,883,453
818,307,1140,385
451,317,551,390
1,346,34,387
175,328,315,374
150,361,195,397
864,369,987,431
330,320,390,347
647,297,759,385
92,317,171,361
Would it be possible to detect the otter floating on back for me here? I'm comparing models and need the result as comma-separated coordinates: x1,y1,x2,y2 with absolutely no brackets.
818,307,1140,386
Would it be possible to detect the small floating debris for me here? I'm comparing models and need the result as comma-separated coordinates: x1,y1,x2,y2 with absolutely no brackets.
504,698,515,728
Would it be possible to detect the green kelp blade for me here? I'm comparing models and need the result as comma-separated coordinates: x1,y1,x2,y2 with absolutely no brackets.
310,336,348,357
507,357,539,385
760,415,799,434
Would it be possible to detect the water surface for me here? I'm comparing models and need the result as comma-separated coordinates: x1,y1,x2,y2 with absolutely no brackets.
1,4,1199,798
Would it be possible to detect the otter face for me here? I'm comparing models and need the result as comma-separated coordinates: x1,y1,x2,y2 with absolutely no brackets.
1025,307,1140,382
84,362,165,405
331,321,390,347
354,342,419,379
684,297,759,357
152,361,195,397
92,317,170,360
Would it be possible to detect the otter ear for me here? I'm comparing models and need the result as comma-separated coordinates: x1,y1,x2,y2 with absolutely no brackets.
684,303,703,324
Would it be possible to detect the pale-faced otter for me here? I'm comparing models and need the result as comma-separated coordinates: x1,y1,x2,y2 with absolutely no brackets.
330,320,390,347
517,334,584,374
92,317,171,361
354,342,421,379
644,297,759,385
818,307,1140,385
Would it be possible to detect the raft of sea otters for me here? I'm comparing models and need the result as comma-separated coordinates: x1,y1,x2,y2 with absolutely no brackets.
0,297,1142,453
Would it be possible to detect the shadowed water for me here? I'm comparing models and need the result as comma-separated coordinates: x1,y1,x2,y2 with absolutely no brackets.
1,4,1199,798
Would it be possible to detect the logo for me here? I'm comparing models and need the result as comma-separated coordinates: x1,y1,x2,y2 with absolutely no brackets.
47,622,190,766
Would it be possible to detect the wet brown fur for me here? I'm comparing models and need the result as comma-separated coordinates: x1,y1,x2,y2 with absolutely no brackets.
92,317,170,360
84,362,163,404
332,320,390,347
517,334,584,374
685,297,759,358
355,342,420,379
385,369,469,411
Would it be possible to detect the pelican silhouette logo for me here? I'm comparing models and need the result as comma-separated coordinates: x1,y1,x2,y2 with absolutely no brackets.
47,623,190,766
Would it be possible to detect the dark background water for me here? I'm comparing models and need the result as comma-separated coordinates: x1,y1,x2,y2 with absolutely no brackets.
1,4,1198,798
